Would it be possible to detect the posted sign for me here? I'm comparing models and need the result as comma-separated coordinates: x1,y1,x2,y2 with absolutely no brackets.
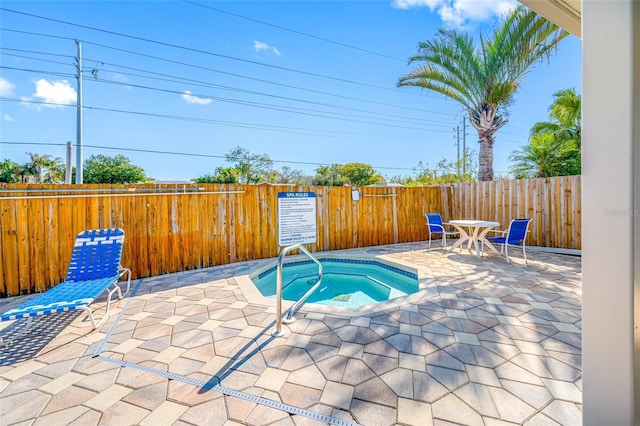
278,192,317,246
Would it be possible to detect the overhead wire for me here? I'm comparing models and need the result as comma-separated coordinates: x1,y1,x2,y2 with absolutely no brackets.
82,61,453,127
0,97,336,137
0,67,451,133
85,77,452,132
0,7,475,174
0,48,456,131
0,141,420,172
182,0,407,62
1,31,453,117
0,65,75,79
0,7,429,96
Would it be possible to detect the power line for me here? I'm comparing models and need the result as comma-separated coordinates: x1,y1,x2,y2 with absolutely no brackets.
1,52,73,67
0,46,75,65
1,30,453,116
183,0,406,62
0,61,453,132
0,97,335,137
0,141,419,172
1,46,455,128
0,8,416,95
83,61,451,127
0,65,74,79
0,47,448,127
80,42,452,116
85,77,452,132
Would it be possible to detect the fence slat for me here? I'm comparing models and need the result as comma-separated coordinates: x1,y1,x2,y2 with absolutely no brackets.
0,178,580,295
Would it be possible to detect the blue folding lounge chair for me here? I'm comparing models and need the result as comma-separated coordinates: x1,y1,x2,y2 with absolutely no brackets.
485,218,532,264
0,228,131,346
425,213,459,249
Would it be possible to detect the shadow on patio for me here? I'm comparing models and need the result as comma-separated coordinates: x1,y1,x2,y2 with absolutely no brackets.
0,242,581,425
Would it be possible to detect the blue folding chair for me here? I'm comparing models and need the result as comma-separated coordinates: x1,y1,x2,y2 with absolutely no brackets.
425,213,459,249
0,228,131,346
485,218,532,264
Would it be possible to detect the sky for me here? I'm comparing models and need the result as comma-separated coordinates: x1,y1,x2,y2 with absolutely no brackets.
0,0,582,182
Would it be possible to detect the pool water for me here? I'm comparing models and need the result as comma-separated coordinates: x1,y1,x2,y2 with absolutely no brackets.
251,258,419,308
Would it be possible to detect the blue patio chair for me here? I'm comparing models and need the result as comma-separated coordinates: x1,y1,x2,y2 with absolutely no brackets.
0,228,131,346
425,213,459,249
485,218,533,264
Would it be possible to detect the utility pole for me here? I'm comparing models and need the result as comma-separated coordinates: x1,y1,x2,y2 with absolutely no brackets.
455,124,460,181
75,40,83,184
461,116,467,176
65,141,72,184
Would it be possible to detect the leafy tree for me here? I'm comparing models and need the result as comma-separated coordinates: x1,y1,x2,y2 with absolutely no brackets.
403,150,478,186
509,88,581,178
193,167,240,184
397,6,568,181
270,166,310,185
224,146,273,184
340,163,384,186
0,159,21,183
311,165,345,186
83,154,149,184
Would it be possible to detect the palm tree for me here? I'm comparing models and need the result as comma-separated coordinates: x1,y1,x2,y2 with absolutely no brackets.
397,6,568,181
25,152,65,184
530,88,581,147
509,132,579,178
510,88,581,177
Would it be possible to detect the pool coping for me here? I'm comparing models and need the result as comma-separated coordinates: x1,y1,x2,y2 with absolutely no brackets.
235,249,439,318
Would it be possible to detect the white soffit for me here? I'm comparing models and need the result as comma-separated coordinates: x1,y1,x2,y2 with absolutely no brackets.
519,0,581,38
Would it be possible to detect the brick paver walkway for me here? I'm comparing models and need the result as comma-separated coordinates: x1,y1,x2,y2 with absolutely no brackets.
0,242,582,425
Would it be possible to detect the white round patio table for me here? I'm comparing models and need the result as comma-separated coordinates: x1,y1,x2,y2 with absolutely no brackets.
448,220,501,257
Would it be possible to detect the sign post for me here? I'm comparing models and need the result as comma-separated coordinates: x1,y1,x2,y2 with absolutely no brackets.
278,192,317,246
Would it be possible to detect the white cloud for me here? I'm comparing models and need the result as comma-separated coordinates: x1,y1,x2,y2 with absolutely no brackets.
3,114,13,122
0,77,15,96
391,0,518,28
254,40,269,52
30,79,76,108
112,73,133,90
253,40,282,57
392,0,442,9
181,90,213,105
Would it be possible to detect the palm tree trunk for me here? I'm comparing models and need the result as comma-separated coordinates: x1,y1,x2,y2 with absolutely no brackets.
478,133,494,181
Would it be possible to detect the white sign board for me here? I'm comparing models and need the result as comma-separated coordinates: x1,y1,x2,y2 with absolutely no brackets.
278,192,317,246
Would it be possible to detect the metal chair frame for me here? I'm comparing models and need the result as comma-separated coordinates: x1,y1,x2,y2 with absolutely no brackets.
0,228,131,346
484,218,533,264
425,213,459,249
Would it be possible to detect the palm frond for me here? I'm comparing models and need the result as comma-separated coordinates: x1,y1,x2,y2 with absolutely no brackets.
399,29,484,110
398,5,570,180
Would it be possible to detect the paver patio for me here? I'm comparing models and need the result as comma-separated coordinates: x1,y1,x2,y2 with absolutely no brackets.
0,242,582,425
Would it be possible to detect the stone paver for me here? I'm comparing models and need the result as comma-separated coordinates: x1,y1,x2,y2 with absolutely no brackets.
84,383,133,411
0,389,51,424
466,364,501,386
139,400,189,426
319,381,354,410
254,367,290,392
397,398,433,426
0,243,582,425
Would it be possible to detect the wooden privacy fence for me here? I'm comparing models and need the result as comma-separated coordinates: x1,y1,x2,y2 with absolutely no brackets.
0,183,450,297
451,175,581,251
0,176,580,297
